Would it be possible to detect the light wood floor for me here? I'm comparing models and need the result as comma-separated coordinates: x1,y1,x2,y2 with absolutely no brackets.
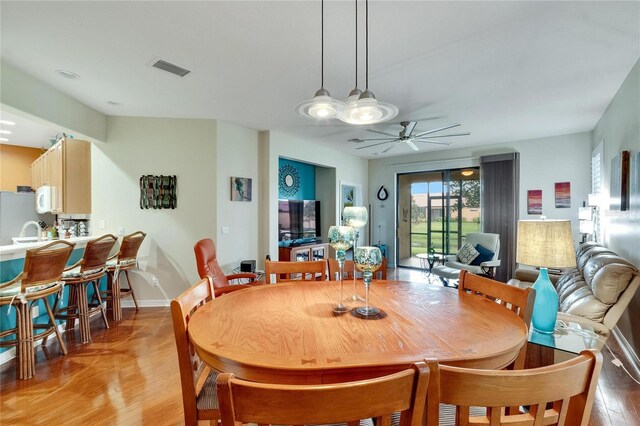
1,269,638,425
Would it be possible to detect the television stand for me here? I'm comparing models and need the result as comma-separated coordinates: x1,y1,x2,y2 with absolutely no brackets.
279,242,329,262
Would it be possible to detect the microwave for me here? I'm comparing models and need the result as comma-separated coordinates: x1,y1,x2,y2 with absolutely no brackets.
36,185,55,213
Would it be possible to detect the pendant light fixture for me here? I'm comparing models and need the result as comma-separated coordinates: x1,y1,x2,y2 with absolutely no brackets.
296,0,344,120
340,0,363,123
339,0,398,125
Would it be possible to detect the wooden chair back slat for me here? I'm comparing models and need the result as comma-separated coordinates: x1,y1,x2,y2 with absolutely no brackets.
458,270,534,370
22,240,75,287
82,234,117,272
216,362,429,426
118,231,146,261
170,277,217,424
425,350,602,426
328,257,387,281
264,260,326,283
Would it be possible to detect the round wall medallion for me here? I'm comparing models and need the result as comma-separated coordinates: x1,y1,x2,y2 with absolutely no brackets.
279,164,300,197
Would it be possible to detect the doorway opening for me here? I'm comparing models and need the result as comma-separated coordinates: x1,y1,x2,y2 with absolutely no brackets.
396,168,480,268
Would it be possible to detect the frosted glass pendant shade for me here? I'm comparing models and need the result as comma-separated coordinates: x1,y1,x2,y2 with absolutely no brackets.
343,206,368,229
296,88,345,119
339,90,398,125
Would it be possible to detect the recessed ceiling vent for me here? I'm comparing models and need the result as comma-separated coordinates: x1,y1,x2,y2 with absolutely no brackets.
151,59,191,77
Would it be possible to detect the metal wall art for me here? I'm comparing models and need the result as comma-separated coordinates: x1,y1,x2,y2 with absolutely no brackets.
140,175,177,209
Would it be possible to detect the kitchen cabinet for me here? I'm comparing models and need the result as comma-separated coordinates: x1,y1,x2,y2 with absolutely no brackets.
279,243,329,262
30,138,91,214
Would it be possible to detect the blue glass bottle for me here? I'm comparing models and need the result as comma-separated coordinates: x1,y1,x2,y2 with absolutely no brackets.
531,268,558,334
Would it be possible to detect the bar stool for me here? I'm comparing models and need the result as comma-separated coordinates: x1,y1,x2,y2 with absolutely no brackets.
53,234,117,344
0,240,75,379
101,231,146,321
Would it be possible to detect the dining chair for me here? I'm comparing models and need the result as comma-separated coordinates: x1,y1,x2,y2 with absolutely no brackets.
425,349,602,426
0,240,75,379
328,257,388,280
194,238,262,297
216,362,429,426
51,234,117,344
264,260,326,283
171,277,220,425
458,270,534,370
102,231,146,321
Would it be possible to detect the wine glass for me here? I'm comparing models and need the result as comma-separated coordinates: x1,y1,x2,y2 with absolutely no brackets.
354,246,382,316
342,206,368,302
328,226,356,313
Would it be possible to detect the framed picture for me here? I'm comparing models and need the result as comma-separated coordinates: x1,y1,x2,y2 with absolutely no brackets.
230,176,252,202
527,190,542,215
339,181,362,223
610,151,630,211
554,182,571,208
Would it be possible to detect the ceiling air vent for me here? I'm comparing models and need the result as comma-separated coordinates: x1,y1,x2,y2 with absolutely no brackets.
151,59,191,77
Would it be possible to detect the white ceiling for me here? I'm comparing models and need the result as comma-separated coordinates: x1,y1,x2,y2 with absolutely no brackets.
1,1,638,158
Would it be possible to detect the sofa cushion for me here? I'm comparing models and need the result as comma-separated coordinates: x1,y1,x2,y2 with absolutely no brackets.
577,247,615,274
583,255,637,304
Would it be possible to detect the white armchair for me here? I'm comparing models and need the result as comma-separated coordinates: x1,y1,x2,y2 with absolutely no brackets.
433,233,501,285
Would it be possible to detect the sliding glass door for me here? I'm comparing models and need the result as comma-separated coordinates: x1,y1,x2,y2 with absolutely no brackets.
397,168,481,268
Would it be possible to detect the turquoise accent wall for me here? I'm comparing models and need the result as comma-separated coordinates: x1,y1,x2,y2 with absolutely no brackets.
0,248,107,353
278,159,316,200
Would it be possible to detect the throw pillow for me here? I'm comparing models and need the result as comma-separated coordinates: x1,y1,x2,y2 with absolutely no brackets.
457,242,479,264
471,244,494,266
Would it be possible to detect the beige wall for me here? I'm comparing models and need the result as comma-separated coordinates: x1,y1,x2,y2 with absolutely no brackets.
92,116,218,303
592,59,639,355
0,144,43,191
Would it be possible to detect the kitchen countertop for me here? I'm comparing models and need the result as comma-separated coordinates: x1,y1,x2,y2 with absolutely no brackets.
0,236,96,259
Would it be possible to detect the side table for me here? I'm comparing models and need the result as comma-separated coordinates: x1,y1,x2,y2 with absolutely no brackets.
525,321,603,368
415,253,445,277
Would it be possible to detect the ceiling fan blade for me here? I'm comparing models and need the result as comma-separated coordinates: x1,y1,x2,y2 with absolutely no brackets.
420,132,470,138
380,144,397,154
412,139,452,146
406,140,420,151
349,137,396,142
367,129,397,137
413,123,461,138
405,122,418,137
355,140,397,150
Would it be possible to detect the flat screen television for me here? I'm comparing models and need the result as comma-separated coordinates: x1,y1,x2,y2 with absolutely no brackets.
278,199,321,241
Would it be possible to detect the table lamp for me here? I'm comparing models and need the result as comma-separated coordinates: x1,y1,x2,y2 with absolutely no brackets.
516,219,576,334
342,206,368,302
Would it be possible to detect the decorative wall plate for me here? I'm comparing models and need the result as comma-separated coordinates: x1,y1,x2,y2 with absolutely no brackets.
279,164,300,197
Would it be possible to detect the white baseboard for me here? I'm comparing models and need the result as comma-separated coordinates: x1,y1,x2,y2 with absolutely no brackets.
0,323,67,365
121,299,169,308
611,326,640,377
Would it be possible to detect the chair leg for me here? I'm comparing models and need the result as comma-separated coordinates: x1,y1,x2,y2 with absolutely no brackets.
65,285,78,332
16,303,35,379
92,279,110,330
77,283,91,344
42,298,68,355
124,270,139,311
111,271,122,321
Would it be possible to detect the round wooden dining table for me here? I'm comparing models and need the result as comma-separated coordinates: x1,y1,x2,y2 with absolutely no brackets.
188,280,527,384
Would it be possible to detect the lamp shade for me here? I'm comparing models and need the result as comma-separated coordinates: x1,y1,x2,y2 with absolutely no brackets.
516,220,576,268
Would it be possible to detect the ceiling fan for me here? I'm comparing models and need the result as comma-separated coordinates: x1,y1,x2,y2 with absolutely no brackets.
350,121,470,154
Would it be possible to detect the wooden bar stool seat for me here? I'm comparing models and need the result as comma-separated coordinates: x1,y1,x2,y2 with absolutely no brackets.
0,240,75,379
52,234,117,344
100,231,146,321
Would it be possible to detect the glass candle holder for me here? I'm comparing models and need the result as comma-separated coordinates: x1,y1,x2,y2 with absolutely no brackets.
354,246,382,316
328,226,356,313
342,207,368,302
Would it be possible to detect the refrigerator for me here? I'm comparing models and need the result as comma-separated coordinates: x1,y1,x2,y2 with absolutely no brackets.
0,191,54,245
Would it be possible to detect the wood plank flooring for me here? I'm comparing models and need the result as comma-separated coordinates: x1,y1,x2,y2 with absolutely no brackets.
1,270,638,425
